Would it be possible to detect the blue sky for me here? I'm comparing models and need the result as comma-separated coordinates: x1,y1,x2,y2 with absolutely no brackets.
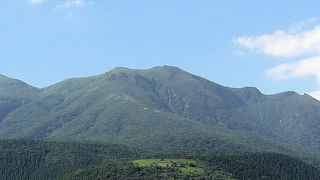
1,1,320,99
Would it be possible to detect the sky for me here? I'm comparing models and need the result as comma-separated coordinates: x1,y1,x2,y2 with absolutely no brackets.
1,1,320,99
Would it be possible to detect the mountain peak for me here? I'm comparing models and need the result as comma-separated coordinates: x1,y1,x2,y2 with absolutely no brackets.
274,91,299,98
108,65,182,72
108,67,131,73
152,65,180,70
150,65,182,72
105,66,184,79
232,87,263,101
241,87,262,93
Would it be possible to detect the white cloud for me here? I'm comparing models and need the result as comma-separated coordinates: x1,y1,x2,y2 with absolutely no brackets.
234,23,320,57
29,0,43,5
55,0,84,9
234,18,320,100
308,90,320,100
266,55,320,101
267,56,320,83
289,17,318,33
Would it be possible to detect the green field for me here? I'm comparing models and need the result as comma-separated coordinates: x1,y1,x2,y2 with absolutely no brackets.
133,158,203,174
133,158,235,179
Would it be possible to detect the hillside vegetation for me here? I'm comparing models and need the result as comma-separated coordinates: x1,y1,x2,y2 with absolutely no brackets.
62,152,320,180
0,139,140,180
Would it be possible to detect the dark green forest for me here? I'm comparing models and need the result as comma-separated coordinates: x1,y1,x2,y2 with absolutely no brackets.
0,139,319,180
0,140,140,179
196,152,320,180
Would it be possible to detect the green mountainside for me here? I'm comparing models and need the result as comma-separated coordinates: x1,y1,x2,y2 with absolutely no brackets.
1,66,320,169
1,66,320,145
0,75,39,123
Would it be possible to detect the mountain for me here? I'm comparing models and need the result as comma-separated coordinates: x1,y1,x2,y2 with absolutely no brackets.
1,66,320,166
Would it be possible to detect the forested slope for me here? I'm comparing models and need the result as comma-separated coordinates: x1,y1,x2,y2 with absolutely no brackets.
0,140,139,180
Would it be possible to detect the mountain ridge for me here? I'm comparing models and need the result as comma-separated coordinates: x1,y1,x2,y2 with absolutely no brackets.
1,66,316,100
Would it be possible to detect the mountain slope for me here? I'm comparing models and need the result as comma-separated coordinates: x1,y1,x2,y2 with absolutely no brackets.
0,75,39,123
231,88,320,147
1,66,320,166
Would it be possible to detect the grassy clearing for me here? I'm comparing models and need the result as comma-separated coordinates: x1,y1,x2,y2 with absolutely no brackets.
133,158,204,175
132,158,236,179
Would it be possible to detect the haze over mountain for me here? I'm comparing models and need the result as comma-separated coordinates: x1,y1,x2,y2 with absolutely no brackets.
1,66,320,166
